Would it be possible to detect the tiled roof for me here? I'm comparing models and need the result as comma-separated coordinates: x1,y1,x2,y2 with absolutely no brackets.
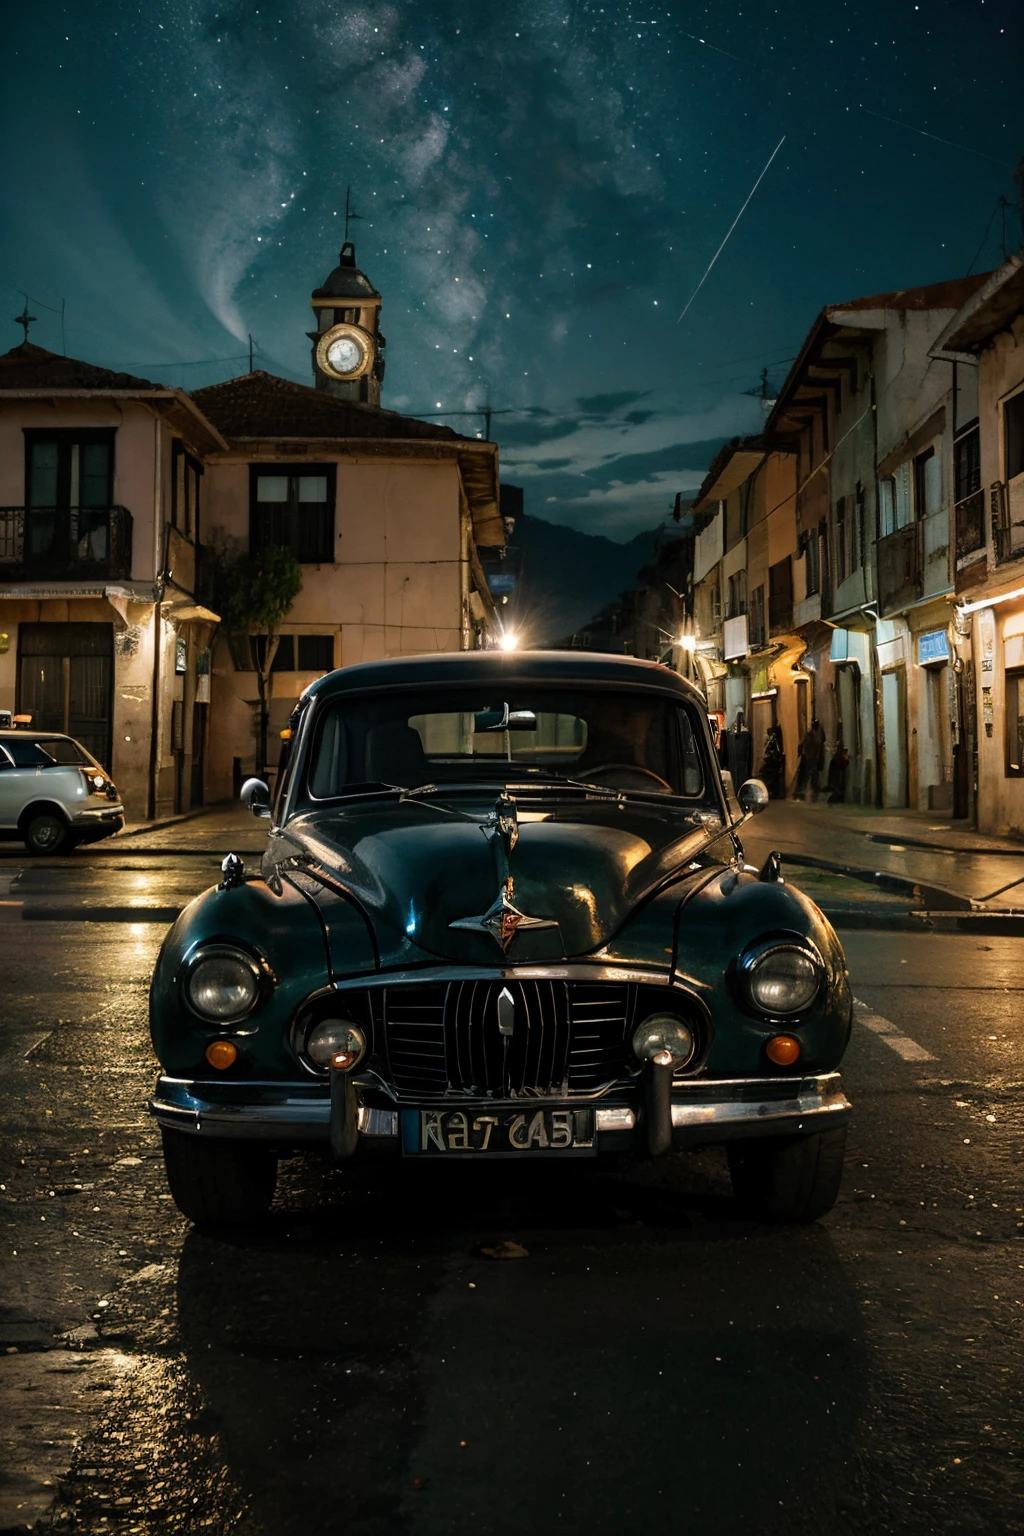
190,370,471,443
0,341,163,392
827,272,990,315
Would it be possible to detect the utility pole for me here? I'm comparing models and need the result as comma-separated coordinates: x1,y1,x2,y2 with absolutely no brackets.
248,334,254,373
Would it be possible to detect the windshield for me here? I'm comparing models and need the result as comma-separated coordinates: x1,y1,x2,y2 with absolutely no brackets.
306,687,711,802
1,736,98,769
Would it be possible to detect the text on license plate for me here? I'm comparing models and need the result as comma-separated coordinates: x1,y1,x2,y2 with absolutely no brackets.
401,1107,596,1156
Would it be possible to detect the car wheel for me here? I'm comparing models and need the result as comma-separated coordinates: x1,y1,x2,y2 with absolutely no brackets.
23,811,71,855
727,1126,847,1223
161,1128,278,1229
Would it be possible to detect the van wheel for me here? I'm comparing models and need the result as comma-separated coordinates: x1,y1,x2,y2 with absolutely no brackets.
23,811,71,855
161,1128,278,1229
727,1126,847,1223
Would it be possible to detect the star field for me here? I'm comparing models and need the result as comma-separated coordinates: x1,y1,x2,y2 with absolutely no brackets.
1,1,1021,535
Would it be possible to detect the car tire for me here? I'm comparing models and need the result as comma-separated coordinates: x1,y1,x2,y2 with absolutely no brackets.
22,811,71,855
727,1126,847,1223
161,1128,278,1229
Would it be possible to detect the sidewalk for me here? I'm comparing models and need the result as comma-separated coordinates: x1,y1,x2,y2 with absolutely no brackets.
742,798,1024,928
104,801,269,854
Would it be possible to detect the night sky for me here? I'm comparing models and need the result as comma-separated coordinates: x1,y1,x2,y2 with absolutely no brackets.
2,2,1022,538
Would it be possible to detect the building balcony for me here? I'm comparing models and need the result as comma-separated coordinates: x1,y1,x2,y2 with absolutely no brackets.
876,523,921,616
992,479,1024,568
0,506,133,583
954,489,986,567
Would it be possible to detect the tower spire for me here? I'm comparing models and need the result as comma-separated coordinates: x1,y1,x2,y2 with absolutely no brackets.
14,297,36,343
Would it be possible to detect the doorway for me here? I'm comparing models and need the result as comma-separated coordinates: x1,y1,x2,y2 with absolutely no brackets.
17,623,113,768
881,666,908,808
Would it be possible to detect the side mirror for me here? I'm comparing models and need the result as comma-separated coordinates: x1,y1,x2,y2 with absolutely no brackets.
737,778,769,817
240,777,271,819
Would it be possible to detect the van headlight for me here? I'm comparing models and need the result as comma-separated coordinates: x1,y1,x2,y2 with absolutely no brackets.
739,940,823,1016
183,946,264,1022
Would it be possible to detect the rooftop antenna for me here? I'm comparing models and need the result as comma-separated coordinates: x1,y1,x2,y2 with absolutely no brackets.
343,186,363,245
14,297,36,343
248,333,254,373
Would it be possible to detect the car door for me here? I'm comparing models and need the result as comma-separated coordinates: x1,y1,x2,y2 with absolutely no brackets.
0,744,24,827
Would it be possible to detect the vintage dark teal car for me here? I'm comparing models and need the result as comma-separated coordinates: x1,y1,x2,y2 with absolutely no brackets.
149,652,852,1226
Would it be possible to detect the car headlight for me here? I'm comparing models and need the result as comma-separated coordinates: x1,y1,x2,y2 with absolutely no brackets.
304,1019,367,1071
184,947,262,1022
740,941,822,1016
632,1013,695,1068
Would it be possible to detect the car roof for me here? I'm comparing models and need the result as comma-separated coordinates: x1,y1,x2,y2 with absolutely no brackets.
303,650,705,705
0,731,73,742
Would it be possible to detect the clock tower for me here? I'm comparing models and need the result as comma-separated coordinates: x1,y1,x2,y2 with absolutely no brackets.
308,242,385,404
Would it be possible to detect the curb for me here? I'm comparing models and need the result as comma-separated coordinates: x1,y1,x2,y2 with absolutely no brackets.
867,832,1024,857
779,852,972,911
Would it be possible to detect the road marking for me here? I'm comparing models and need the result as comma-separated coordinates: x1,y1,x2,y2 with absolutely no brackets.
853,998,936,1061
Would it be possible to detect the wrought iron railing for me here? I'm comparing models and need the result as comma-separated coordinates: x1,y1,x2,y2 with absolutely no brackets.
0,506,133,581
990,480,1024,567
954,489,986,565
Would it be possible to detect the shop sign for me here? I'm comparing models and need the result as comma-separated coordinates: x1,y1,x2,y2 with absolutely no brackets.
979,609,995,678
917,629,950,666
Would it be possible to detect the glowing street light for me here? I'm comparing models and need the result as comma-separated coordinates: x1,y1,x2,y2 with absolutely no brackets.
499,630,520,651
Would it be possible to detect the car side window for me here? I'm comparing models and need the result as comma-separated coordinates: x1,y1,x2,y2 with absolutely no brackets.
0,745,13,769
678,709,705,798
3,740,57,768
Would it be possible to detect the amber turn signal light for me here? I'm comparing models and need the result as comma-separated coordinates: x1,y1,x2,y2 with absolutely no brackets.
765,1034,801,1067
330,1049,358,1071
205,1039,238,1070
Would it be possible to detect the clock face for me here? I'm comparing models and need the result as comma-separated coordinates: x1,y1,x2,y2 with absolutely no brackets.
317,322,373,381
326,334,364,376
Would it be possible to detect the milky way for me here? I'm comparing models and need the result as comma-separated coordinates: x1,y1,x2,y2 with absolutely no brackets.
2,2,1021,535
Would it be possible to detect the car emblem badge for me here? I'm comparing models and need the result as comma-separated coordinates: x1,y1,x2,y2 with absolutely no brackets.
497,986,516,1037
450,878,558,954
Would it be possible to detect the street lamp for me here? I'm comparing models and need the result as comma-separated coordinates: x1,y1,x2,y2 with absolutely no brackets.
499,630,520,652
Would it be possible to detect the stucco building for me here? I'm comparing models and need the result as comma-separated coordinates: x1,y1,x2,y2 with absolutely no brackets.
935,254,1024,835
0,242,504,817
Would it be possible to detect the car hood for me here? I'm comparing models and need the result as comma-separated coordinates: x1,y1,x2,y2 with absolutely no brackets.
272,798,722,963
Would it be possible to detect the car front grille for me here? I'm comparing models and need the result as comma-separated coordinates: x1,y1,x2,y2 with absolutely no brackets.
379,978,641,1101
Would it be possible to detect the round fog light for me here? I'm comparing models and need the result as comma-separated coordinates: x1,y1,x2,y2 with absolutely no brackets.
632,1013,695,1068
765,1034,801,1067
305,1019,366,1071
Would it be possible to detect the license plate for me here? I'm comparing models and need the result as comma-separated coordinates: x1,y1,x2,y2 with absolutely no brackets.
401,1106,596,1157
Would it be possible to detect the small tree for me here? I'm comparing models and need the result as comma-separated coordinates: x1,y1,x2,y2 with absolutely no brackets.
220,545,303,777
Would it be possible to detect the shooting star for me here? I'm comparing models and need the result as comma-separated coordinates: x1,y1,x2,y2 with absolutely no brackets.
677,135,787,325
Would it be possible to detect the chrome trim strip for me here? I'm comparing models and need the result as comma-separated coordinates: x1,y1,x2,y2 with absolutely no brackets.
595,1106,635,1131
671,1078,850,1133
330,963,675,990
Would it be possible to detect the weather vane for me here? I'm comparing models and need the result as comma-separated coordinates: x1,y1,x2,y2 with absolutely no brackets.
14,297,36,342
343,186,363,244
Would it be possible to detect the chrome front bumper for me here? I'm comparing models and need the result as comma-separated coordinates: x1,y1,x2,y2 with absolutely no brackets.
149,1071,851,1148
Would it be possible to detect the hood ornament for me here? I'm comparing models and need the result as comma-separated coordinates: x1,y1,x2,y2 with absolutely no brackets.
449,793,558,953
450,877,558,953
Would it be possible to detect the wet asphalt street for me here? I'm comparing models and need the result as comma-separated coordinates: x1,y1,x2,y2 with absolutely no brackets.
1,824,1022,1535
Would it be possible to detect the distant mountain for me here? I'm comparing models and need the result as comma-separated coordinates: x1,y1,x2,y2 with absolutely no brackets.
509,513,684,645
